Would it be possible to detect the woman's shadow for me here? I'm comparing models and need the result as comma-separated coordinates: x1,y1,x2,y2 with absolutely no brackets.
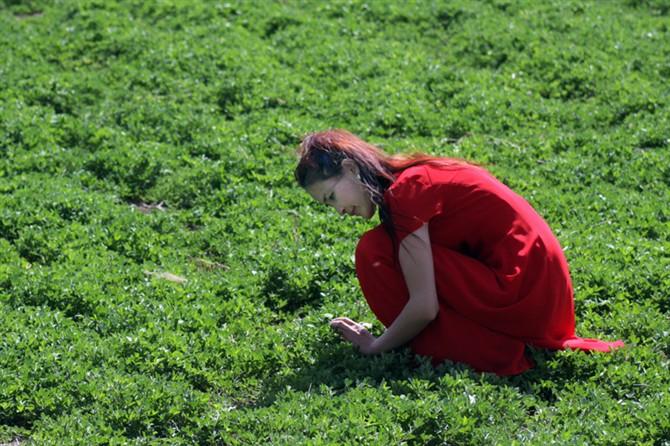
256,338,617,408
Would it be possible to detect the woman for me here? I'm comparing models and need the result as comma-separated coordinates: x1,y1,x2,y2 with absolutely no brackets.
294,129,623,375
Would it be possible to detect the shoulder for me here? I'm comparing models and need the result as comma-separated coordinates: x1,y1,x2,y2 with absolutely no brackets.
392,165,432,187
385,165,432,202
387,163,488,193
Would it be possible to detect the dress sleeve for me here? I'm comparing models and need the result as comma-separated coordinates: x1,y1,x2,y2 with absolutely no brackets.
383,166,445,242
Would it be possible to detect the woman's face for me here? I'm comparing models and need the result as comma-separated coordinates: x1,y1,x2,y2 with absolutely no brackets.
304,160,376,220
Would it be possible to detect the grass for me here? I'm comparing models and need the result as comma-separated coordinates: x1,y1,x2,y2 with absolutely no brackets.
0,0,669,444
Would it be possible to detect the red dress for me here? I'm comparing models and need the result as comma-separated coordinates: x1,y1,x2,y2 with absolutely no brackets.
355,164,623,375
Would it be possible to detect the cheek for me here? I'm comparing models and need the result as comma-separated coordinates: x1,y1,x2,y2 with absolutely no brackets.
355,185,370,204
338,185,355,204
359,188,373,207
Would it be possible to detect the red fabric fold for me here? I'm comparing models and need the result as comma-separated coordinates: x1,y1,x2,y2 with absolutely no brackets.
562,337,625,353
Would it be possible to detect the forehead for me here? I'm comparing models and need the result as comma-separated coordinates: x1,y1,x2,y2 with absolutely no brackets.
304,177,339,203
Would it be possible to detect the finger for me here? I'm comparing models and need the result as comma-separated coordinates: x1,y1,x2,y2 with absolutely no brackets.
330,316,356,326
330,321,353,338
343,323,366,336
336,317,360,329
335,324,357,336
329,318,346,328
329,320,347,331
330,319,359,332
334,325,349,337
331,321,356,336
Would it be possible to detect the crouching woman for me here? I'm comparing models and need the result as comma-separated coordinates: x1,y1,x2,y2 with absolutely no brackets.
294,129,623,375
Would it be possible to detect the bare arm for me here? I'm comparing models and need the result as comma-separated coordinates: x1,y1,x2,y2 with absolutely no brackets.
370,223,438,352
330,223,440,354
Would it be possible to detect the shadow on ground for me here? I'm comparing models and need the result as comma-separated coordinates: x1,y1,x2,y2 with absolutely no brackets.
255,340,612,407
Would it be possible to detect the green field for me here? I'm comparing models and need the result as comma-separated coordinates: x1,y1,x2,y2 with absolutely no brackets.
1,0,669,444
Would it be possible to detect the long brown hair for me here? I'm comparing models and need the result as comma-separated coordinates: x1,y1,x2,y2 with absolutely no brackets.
295,129,466,245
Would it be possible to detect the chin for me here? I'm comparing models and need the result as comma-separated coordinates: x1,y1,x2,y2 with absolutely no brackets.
363,205,377,220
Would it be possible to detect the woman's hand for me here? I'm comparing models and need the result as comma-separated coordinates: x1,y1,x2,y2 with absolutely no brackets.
329,317,379,355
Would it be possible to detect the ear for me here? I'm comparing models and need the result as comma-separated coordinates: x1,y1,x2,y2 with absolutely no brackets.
341,159,360,177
